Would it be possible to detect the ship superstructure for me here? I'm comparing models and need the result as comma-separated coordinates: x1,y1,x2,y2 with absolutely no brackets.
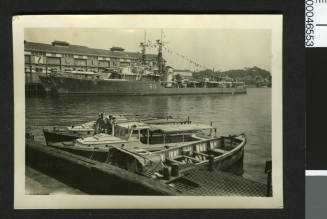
34,30,246,95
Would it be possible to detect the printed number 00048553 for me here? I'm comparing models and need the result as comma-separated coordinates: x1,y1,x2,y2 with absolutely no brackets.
305,0,315,47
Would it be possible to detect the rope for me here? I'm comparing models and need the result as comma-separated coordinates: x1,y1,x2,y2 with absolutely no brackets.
105,151,111,163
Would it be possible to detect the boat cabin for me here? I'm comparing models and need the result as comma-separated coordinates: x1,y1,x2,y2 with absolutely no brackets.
114,122,217,146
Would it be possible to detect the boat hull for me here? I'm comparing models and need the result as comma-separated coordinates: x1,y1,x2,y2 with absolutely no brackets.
26,135,266,196
39,75,247,95
212,144,244,170
48,136,246,172
43,129,91,145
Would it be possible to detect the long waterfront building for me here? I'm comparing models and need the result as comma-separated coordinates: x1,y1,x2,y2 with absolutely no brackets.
24,40,160,85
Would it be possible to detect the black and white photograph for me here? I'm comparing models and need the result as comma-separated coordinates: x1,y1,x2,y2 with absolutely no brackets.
13,15,283,208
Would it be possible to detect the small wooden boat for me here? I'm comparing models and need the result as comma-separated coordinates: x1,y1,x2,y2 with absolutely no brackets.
43,115,190,145
47,121,246,172
43,121,95,145
103,133,246,177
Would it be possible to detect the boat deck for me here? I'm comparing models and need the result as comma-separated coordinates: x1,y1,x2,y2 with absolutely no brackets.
123,139,205,151
57,138,206,153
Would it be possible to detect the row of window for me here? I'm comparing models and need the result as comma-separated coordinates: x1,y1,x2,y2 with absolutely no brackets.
25,55,124,66
26,51,137,62
25,51,158,66
25,65,108,73
25,54,138,66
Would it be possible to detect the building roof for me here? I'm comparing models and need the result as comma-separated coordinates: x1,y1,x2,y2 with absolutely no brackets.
110,46,124,51
24,41,158,60
52,41,70,46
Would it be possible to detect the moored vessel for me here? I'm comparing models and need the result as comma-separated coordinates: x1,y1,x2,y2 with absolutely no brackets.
43,114,190,144
38,31,247,96
45,120,246,172
39,71,246,95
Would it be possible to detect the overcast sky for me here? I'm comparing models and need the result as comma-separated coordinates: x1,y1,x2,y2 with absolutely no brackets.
25,28,272,72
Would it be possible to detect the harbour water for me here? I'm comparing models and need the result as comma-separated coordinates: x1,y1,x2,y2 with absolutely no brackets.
26,88,271,189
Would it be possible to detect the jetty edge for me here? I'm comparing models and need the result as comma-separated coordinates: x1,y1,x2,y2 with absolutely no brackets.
26,136,177,195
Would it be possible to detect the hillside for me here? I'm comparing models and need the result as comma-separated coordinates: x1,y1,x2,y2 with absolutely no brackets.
192,66,272,87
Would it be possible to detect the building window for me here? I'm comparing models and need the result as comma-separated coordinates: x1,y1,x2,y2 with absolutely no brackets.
35,67,43,73
120,62,130,67
74,59,87,66
98,60,109,67
25,66,31,72
32,51,44,56
25,55,31,64
46,57,61,65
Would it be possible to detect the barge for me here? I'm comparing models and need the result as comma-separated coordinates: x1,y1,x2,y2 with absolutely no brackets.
26,134,267,196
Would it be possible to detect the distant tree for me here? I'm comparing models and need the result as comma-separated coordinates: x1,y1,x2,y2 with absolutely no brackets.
192,66,271,86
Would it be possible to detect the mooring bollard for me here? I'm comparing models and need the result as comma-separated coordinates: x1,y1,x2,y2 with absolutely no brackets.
265,160,272,197
208,155,214,171
163,167,171,180
171,164,179,177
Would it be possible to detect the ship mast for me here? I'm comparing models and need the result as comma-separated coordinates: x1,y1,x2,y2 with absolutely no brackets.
140,30,147,65
157,29,164,75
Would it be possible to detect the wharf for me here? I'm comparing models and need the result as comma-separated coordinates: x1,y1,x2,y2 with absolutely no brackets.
26,138,268,196
177,168,267,196
26,166,84,195
26,139,176,195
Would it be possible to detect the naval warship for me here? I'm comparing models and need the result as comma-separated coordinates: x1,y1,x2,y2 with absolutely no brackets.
39,35,246,95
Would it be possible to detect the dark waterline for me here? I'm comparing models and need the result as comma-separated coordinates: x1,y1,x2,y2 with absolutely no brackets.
26,88,271,184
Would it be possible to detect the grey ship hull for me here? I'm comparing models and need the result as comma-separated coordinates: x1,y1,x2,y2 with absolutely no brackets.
39,76,247,95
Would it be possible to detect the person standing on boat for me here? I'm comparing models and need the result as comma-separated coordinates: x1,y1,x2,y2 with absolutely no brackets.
100,113,106,133
105,116,112,134
94,113,100,134
95,113,105,133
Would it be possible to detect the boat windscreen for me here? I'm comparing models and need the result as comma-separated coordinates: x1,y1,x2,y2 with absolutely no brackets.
116,122,150,130
150,123,213,134
143,118,188,124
